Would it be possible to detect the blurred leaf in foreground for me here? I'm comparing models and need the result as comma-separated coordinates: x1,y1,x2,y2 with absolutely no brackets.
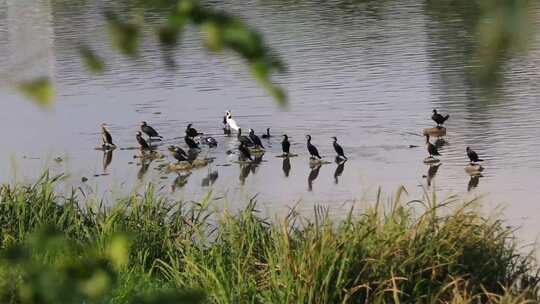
79,45,105,74
474,0,534,84
17,78,54,107
105,11,140,57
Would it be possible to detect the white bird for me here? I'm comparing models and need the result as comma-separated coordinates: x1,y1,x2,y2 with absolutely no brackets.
225,110,239,131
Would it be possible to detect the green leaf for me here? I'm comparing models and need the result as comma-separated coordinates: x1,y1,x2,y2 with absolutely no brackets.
107,234,131,270
250,61,287,106
79,45,105,74
105,12,140,57
201,22,223,51
17,77,54,107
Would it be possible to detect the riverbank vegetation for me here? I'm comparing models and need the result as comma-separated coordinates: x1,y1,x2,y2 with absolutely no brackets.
0,172,538,303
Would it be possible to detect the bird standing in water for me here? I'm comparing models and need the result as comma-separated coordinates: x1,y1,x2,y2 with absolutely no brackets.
281,134,290,156
237,128,253,146
140,121,162,139
249,129,265,149
425,134,441,158
186,123,202,138
225,110,239,131
431,109,449,128
136,131,152,151
185,135,199,149
261,128,271,139
238,142,253,161
306,135,322,159
466,147,483,164
101,123,115,148
169,145,188,162
331,137,347,160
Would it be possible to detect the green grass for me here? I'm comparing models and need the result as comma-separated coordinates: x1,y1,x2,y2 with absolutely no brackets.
0,172,538,303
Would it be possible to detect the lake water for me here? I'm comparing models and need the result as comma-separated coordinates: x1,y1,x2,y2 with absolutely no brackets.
1,0,539,243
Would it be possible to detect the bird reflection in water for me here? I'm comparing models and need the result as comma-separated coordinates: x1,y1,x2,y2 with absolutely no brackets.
137,158,152,180
102,150,113,174
282,157,291,177
202,170,219,187
251,153,264,174
468,174,482,191
308,164,322,191
425,163,442,187
172,172,191,192
239,154,264,185
334,159,345,184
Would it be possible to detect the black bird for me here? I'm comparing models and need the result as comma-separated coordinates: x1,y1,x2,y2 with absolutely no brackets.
237,128,253,146
184,135,199,149
186,123,202,138
466,147,483,164
101,123,115,148
249,129,265,149
261,128,271,139
202,136,218,147
281,134,291,156
249,129,264,149
282,157,291,177
332,137,347,160
425,134,441,158
334,161,345,184
136,131,152,150
140,121,162,139
306,135,321,159
168,145,188,162
308,164,321,191
238,142,253,161
432,109,449,128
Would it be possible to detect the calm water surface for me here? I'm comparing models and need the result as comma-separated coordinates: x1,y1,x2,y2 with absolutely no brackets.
1,0,539,241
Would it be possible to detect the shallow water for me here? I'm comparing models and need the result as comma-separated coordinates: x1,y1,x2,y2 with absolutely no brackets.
0,0,539,241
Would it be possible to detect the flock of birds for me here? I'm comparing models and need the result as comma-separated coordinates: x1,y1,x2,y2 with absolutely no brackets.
99,110,352,163
424,109,483,165
98,108,485,188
